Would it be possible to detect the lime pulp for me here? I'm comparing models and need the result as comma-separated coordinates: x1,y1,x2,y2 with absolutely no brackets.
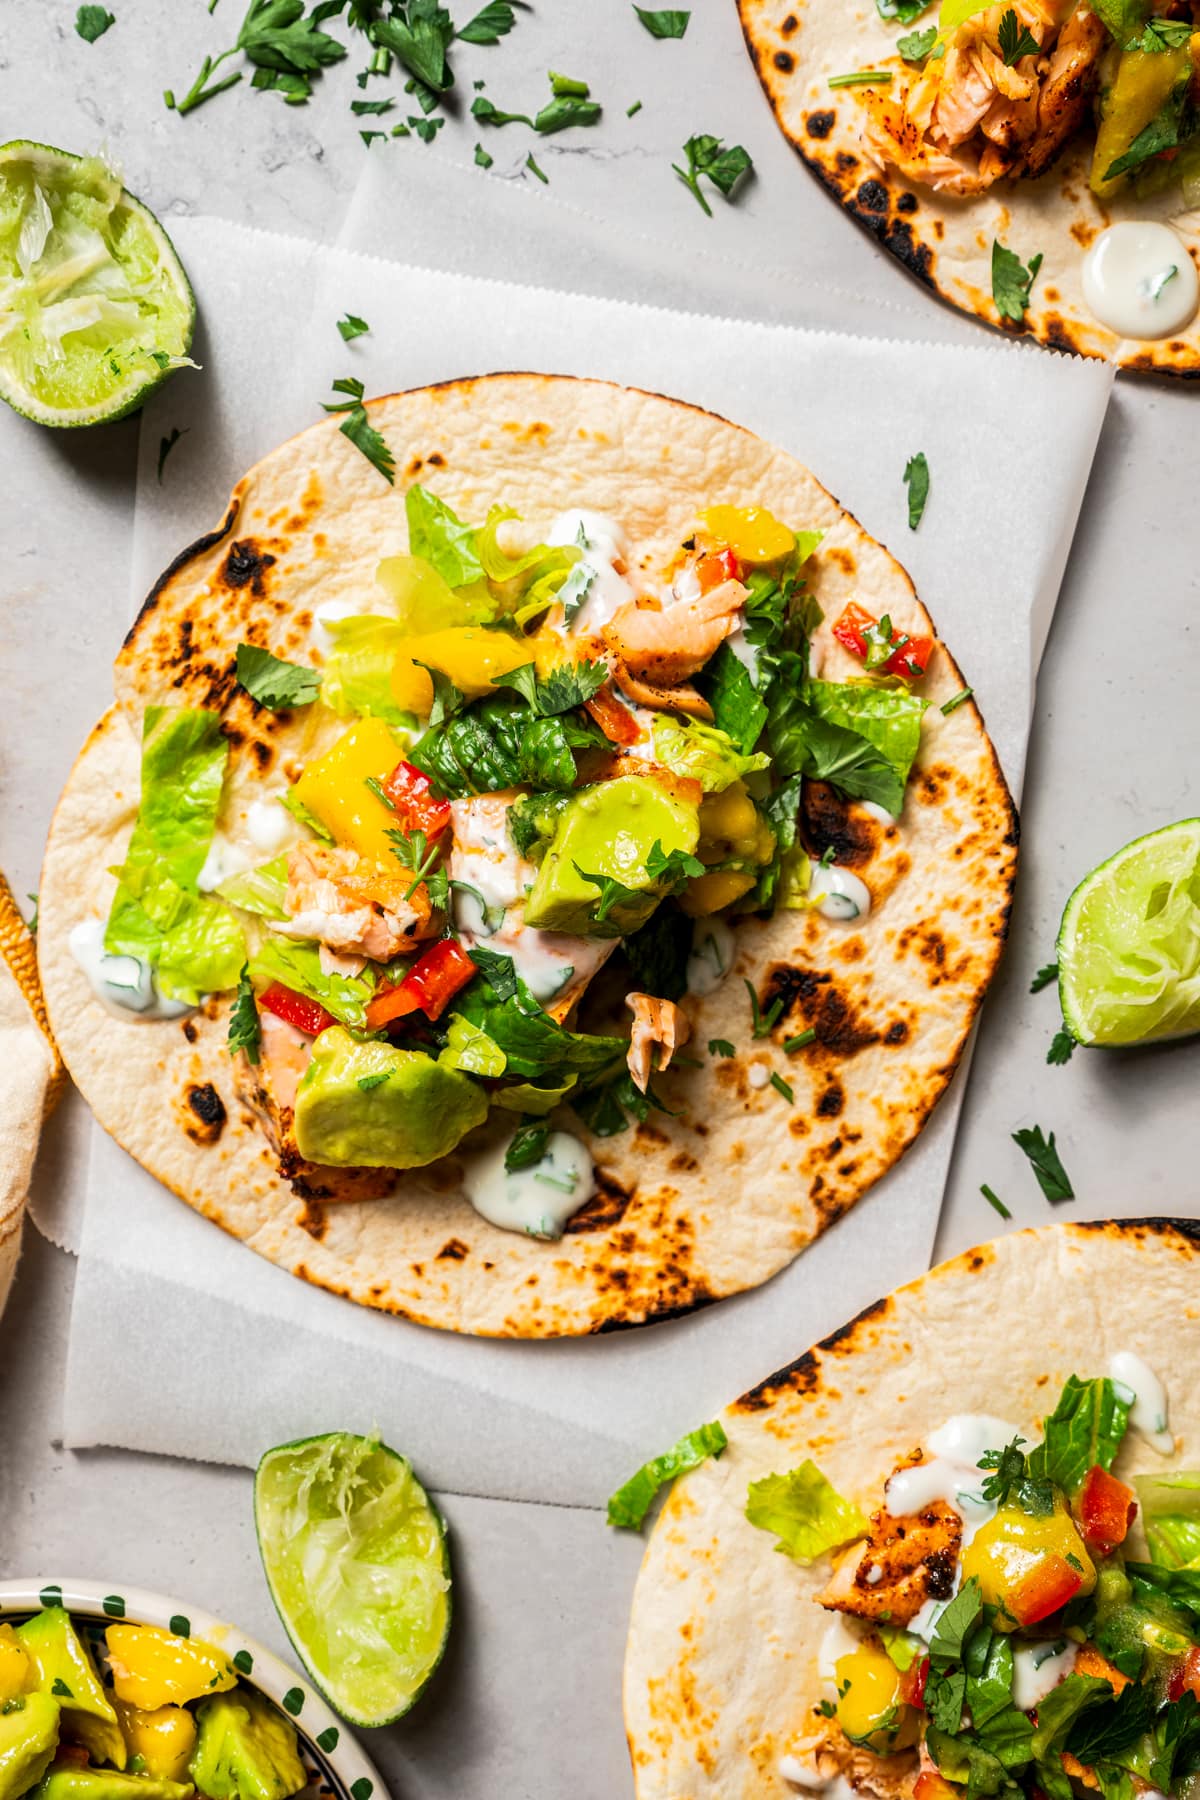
1057,818,1200,1047
254,1431,451,1728
0,141,195,427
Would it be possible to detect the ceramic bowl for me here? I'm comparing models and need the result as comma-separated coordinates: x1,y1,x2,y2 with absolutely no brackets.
0,1578,387,1800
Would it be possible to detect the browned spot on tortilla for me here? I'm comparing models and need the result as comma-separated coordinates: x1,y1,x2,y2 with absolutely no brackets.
428,451,445,466
437,1238,470,1261
503,419,551,445
182,1082,226,1145
733,1289,891,1413
816,1082,845,1119
836,151,858,174
932,219,944,240
298,1196,327,1241
564,1170,633,1234
827,546,856,575
806,109,835,138
856,179,889,213
896,190,918,213
406,456,424,477
774,48,795,70
218,539,277,596
782,10,798,30
182,1021,197,1044
801,780,875,868
885,1019,910,1044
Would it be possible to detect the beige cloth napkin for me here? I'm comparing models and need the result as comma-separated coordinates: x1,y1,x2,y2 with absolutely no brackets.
0,876,63,1314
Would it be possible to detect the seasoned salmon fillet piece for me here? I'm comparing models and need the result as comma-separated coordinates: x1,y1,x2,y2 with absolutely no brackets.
819,1464,962,1627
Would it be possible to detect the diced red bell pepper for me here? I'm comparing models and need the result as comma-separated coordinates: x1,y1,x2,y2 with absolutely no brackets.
382,760,452,840
914,1771,961,1800
1078,1464,1137,1556
1008,1553,1084,1627
365,938,477,1031
900,1656,930,1710
1168,1647,1200,1703
258,982,336,1039
833,601,933,680
696,547,741,591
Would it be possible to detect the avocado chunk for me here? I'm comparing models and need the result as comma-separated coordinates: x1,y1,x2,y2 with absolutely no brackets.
523,775,700,936
0,1693,60,1800
15,1615,122,1771
294,1026,488,1168
29,1765,192,1800
188,1691,305,1800
1091,42,1192,195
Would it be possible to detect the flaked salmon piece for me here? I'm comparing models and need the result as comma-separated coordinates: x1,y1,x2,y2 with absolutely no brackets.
1023,6,1107,176
272,842,437,968
783,1731,918,1800
611,663,715,719
584,682,643,746
626,992,691,1093
862,93,992,193
602,576,746,688
818,1461,962,1627
936,43,1004,144
258,1010,311,1114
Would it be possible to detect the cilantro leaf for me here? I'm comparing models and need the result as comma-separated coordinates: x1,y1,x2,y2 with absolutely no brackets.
457,0,521,44
472,93,534,125
745,1461,868,1562
534,92,602,133
672,134,753,216
898,23,938,60
927,1667,967,1733
876,0,933,21
998,8,1039,61
709,1038,735,1058
1131,16,1193,50
1026,1375,1131,1492
490,659,607,717
228,965,261,1063
467,944,518,1000
371,0,455,92
1047,1028,1076,1065
929,1576,984,1665
992,239,1044,323
1012,1123,1074,1202
645,841,705,887
76,5,115,41
1031,961,1059,992
1103,80,1190,180
387,825,449,907
607,1421,727,1530
572,865,644,931
235,643,321,710
157,426,186,483
634,6,690,35
337,312,370,340
322,375,394,482
904,450,930,529
474,140,494,167
504,1117,552,1172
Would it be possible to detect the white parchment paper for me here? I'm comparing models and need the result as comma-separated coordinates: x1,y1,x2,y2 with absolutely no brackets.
58,213,1111,1504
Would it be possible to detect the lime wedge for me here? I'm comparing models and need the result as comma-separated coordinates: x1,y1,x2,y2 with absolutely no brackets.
254,1432,451,1727
0,141,195,427
1057,819,1200,1047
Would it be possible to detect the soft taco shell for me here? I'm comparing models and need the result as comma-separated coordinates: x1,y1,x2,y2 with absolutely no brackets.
39,373,1015,1338
739,0,1200,376
624,1218,1200,1796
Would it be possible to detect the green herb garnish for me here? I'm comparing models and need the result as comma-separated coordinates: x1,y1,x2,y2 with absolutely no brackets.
672,134,753,216
1012,1124,1074,1203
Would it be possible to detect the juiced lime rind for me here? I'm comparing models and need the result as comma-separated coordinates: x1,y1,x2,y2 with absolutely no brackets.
0,139,195,428
1057,818,1200,1048
254,1431,451,1729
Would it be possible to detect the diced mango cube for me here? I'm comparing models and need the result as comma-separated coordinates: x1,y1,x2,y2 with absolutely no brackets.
291,718,404,866
105,1626,236,1712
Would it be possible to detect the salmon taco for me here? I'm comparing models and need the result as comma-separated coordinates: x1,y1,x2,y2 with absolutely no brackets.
739,0,1200,373
624,1219,1200,1797
38,374,1015,1337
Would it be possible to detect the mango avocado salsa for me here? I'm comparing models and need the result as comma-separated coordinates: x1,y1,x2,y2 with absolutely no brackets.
0,1610,305,1800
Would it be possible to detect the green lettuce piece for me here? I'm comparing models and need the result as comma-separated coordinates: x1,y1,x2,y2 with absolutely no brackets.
699,643,768,755
319,614,420,728
405,484,485,589
455,962,624,1081
1030,1673,1114,1761
493,1074,578,1114
745,1460,868,1562
878,1628,923,1672
805,680,926,788
411,695,604,798
475,504,580,609
1026,1375,1131,1494
247,937,377,1032
105,707,246,1002
216,855,289,920
280,789,334,843
374,552,492,629
439,1013,507,1077
607,1421,728,1530
652,715,769,792
1135,1472,1200,1567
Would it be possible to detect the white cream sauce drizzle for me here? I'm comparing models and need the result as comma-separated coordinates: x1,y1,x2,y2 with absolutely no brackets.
1082,223,1200,341
779,1759,856,1798
544,508,639,637
807,864,872,923
459,1129,597,1239
68,918,193,1021
860,801,899,829
1110,1351,1174,1454
1012,1639,1077,1711
687,919,736,996
246,794,298,854
310,596,363,653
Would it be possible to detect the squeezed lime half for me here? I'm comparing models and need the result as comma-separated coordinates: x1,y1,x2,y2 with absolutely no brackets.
254,1431,452,1727
1058,819,1200,1047
0,140,195,427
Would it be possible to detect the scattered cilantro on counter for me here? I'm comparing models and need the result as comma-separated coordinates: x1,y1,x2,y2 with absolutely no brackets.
1012,1124,1074,1203
337,312,370,340
672,134,752,216
1031,962,1058,993
321,374,396,482
1047,1029,1076,1065
903,451,930,530
75,5,115,41
526,151,548,182
634,7,690,36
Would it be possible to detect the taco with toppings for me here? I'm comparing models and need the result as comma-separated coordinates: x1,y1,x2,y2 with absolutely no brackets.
38,374,1015,1336
624,1219,1200,1796
739,0,1200,372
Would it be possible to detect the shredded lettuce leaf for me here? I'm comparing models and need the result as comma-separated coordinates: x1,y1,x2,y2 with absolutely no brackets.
455,959,624,1081
1026,1375,1131,1495
805,680,926,786
104,708,246,1002
652,715,769,792
248,937,377,1033
319,614,420,728
1135,1471,1200,1568
607,1421,729,1530
493,1074,578,1114
475,504,580,609
405,484,485,590
439,1013,507,1077
744,1460,868,1562
374,552,492,630
216,855,289,920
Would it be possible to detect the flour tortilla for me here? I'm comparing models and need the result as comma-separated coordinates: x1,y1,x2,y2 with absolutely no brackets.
624,1218,1200,1796
38,373,1016,1338
739,0,1200,375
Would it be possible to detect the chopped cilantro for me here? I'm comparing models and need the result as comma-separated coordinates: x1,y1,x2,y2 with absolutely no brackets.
321,374,395,482
708,1038,736,1058
992,239,1044,323
76,6,115,41
903,451,930,530
941,688,973,715
1031,962,1058,993
998,8,1039,62
337,312,370,341
227,966,261,1064
634,6,690,35
235,644,321,711
672,134,752,216
1012,1124,1074,1203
